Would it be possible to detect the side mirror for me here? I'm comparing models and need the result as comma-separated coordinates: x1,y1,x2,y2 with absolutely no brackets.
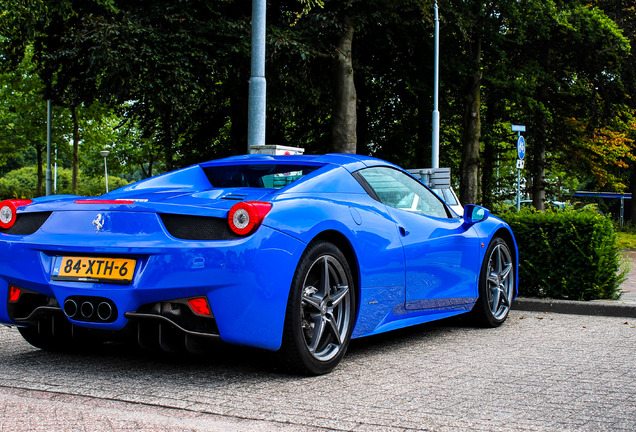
463,204,490,225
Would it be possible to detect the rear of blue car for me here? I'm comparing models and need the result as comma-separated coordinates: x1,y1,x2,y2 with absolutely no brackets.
0,189,305,352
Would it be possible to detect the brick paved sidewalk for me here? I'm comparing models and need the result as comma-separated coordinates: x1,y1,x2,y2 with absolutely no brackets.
619,250,636,303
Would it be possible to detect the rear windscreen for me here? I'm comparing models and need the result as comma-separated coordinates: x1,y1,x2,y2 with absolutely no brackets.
202,164,321,189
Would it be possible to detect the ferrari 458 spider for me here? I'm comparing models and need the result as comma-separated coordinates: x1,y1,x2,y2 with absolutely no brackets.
0,154,517,374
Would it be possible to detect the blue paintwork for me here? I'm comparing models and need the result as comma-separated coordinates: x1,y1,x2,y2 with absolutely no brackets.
0,154,518,351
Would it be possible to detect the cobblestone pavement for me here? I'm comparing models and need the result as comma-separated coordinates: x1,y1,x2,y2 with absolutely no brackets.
1,310,634,432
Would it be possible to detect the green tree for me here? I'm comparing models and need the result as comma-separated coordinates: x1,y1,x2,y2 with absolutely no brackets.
590,0,636,221
2,0,633,217
438,0,630,208
0,48,61,196
1,0,247,169
519,2,629,210
0,44,147,198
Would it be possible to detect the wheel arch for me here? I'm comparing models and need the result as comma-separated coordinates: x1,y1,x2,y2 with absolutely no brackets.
306,230,360,312
278,229,360,374
493,226,519,298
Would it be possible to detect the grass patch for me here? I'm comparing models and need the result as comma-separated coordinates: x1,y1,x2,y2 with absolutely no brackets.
617,232,636,250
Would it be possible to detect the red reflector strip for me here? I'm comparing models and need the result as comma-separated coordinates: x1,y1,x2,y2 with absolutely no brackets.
8,285,21,302
9,199,32,208
75,200,135,204
188,298,211,316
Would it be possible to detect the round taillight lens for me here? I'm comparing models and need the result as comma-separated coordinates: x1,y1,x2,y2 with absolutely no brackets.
0,205,13,227
228,201,272,236
0,199,32,229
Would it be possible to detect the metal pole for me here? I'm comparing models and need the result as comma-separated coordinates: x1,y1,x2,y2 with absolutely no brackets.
431,0,440,169
54,148,57,193
517,168,521,211
247,0,266,153
104,156,109,193
100,150,110,193
517,131,521,211
46,100,52,196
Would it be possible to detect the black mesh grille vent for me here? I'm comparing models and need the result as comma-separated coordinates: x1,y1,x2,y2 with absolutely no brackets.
0,212,52,235
160,214,240,240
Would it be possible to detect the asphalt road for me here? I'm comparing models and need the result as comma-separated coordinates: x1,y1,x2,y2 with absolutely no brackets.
1,310,634,432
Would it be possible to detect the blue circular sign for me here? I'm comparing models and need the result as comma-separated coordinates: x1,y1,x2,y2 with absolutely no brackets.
517,136,526,160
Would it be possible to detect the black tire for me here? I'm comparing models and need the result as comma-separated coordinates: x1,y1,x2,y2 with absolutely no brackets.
278,241,356,375
471,236,515,327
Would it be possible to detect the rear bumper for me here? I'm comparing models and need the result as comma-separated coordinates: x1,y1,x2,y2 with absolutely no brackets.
0,225,304,351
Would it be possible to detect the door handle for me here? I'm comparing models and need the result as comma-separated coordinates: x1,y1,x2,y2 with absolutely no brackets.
399,226,409,236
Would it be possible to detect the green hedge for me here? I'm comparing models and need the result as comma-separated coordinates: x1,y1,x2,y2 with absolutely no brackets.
498,208,627,300
0,166,129,199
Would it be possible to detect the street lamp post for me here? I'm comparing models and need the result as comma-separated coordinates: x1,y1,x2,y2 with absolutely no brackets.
248,0,266,152
99,150,110,193
46,100,53,195
431,0,440,169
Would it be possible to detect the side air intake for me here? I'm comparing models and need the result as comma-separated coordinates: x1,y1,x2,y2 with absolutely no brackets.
159,214,240,240
0,212,52,235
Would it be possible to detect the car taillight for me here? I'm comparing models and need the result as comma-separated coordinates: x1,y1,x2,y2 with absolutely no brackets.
0,199,32,229
227,201,272,236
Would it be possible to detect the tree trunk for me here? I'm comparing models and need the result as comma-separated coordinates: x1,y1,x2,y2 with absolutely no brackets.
531,49,551,211
531,114,547,211
481,139,495,209
332,16,357,154
459,34,482,205
36,145,43,197
417,96,430,168
230,86,249,155
162,120,175,172
71,105,80,194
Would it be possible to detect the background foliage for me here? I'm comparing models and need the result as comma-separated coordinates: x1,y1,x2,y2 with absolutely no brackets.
0,0,634,213
0,1,634,298
0,165,128,198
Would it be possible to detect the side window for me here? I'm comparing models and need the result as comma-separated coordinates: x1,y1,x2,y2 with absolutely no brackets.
356,167,450,219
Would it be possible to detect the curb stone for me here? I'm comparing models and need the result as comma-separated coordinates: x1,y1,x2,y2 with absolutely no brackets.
513,296,636,318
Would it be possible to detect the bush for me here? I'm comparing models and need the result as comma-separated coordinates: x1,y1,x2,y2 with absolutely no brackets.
498,207,628,300
0,166,39,199
0,166,129,199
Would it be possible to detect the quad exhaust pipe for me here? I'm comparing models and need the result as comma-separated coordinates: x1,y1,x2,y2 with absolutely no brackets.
96,302,113,321
64,297,116,323
81,301,94,318
64,299,78,317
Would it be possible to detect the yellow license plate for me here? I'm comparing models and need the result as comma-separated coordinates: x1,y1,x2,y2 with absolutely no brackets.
52,256,136,284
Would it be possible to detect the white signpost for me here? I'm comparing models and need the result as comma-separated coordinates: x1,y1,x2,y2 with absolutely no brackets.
512,125,526,211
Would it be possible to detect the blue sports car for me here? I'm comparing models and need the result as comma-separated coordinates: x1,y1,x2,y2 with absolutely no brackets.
0,154,517,374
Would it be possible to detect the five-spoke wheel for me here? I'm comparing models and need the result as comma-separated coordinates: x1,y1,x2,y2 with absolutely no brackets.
471,236,515,327
279,241,355,375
